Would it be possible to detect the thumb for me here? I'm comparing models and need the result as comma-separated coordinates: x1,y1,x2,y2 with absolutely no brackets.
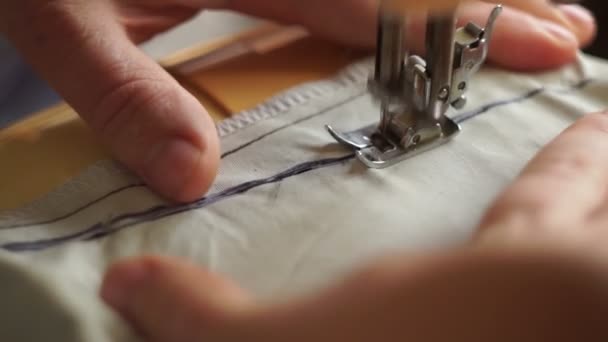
2,1,220,202
101,255,253,342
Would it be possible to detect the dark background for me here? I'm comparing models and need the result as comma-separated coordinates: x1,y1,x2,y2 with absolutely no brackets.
584,0,607,58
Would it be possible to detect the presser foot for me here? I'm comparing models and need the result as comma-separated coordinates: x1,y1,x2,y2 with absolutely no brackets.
326,3,500,169
326,118,460,169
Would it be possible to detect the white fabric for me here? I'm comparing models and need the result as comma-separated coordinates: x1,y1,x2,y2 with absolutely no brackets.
0,54,607,341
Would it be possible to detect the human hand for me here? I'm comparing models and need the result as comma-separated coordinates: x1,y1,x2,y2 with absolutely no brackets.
100,111,608,341
0,0,596,202
476,111,608,252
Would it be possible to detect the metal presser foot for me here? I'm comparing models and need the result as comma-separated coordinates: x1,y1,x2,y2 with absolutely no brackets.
327,4,502,169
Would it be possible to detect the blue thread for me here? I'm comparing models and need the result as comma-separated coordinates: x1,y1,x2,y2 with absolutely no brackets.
1,155,355,252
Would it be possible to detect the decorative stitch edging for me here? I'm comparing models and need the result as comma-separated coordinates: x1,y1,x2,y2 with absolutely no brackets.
216,58,372,137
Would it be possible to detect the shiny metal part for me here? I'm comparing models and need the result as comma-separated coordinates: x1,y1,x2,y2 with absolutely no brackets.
327,4,502,169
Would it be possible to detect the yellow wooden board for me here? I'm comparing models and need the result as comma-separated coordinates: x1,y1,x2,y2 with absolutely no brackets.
0,26,364,211
0,104,107,210
188,36,363,114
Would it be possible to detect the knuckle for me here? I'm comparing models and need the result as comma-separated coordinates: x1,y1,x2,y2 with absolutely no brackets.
90,76,170,141
543,151,594,181
480,112,608,234
571,112,608,135
482,185,562,231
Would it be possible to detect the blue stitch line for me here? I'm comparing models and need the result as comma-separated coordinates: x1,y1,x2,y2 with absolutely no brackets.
0,78,595,242
0,92,367,230
1,155,355,252
0,184,146,230
453,78,593,124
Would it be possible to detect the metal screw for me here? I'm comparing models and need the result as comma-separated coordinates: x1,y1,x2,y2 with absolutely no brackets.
412,135,422,145
438,87,450,101
452,95,467,109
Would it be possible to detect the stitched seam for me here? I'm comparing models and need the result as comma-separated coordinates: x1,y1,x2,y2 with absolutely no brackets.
216,59,371,137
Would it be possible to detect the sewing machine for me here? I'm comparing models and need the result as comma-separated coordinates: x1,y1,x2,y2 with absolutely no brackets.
327,2,503,168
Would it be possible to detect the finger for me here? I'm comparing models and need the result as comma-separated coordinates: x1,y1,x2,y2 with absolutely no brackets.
441,2,582,71
496,1,596,47
590,181,608,224
477,112,608,242
224,0,471,16
556,4,597,47
381,0,470,12
407,2,584,71
591,199,608,227
242,248,608,342
2,1,220,202
226,0,583,71
101,255,253,342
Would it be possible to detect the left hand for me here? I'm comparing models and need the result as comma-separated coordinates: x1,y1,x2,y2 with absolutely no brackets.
100,112,608,342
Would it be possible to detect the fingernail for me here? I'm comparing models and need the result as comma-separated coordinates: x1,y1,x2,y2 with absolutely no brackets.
101,262,150,310
144,138,202,201
559,4,594,26
541,20,578,45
